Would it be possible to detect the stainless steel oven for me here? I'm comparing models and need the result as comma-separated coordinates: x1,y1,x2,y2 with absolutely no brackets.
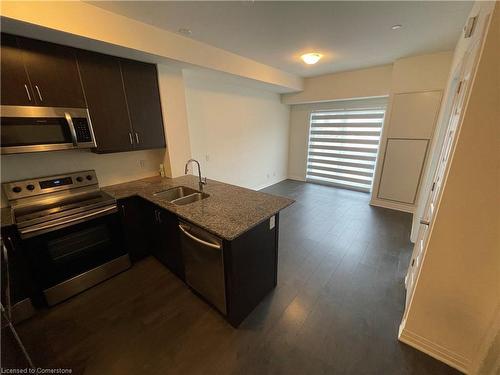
0,106,96,154
3,170,130,306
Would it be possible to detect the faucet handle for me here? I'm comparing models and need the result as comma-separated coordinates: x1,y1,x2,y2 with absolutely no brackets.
202,177,207,184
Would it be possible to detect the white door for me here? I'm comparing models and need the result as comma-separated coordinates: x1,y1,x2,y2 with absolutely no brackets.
403,29,485,312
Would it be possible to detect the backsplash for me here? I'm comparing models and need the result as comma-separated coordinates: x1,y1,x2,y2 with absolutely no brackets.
1,148,166,207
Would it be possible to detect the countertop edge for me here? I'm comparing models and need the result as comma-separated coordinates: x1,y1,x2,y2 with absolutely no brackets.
1,176,295,240
128,190,293,241
103,176,295,241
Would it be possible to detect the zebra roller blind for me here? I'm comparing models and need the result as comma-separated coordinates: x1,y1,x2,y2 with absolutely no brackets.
306,108,385,192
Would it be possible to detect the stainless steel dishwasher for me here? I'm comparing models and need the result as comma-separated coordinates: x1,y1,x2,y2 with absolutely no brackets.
178,221,226,315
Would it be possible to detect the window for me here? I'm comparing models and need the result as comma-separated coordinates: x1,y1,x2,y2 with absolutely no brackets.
306,107,385,192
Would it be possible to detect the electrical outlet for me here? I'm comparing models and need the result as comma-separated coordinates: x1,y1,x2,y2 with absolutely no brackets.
266,173,270,179
206,154,210,162
139,160,146,168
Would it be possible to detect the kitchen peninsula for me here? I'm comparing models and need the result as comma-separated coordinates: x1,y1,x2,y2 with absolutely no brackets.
104,175,294,326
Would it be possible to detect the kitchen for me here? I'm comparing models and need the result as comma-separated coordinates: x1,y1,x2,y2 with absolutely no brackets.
1,2,499,375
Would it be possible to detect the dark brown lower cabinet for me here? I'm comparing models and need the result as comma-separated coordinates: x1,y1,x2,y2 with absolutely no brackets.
1,225,36,321
151,206,185,281
223,215,279,327
118,197,279,327
118,197,155,262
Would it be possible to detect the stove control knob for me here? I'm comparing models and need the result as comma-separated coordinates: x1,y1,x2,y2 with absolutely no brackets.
86,175,93,181
26,184,35,191
12,186,22,193
76,176,84,182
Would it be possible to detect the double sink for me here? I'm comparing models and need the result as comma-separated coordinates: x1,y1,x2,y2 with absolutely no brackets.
154,186,209,206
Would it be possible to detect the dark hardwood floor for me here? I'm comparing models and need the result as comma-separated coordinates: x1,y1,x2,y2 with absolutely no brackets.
6,180,460,374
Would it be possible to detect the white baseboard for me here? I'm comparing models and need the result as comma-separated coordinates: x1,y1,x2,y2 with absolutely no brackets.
253,177,288,191
370,197,416,213
287,175,306,182
398,326,470,374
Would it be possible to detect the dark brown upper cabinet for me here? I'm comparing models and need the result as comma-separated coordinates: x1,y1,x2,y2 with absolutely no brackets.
0,34,35,106
1,33,166,153
77,52,166,153
16,36,86,108
77,50,134,153
121,59,166,150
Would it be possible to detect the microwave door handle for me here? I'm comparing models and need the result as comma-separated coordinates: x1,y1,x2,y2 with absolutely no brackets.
64,112,78,146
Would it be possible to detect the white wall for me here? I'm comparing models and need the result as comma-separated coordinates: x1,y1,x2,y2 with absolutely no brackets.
390,51,455,93
183,69,290,190
400,3,500,373
282,64,392,105
287,97,388,181
157,64,192,178
1,149,164,206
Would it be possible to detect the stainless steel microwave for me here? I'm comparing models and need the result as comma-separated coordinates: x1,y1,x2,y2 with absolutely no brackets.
0,106,96,154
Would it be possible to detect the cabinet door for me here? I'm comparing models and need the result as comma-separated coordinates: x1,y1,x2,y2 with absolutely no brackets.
0,34,34,106
17,36,86,108
1,226,36,307
387,91,442,139
152,207,184,280
120,59,166,150
77,50,134,153
119,197,154,262
377,139,429,204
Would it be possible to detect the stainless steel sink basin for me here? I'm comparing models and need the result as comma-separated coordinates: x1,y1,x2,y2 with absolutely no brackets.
154,186,209,206
171,192,209,206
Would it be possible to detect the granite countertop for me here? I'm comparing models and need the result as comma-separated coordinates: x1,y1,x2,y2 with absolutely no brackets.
103,175,294,240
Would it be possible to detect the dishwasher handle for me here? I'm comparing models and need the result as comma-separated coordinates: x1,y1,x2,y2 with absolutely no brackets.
178,224,221,249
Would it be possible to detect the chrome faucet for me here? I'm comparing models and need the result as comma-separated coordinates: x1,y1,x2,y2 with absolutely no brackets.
185,159,207,191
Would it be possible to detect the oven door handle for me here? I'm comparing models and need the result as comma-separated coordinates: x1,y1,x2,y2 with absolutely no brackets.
20,205,117,236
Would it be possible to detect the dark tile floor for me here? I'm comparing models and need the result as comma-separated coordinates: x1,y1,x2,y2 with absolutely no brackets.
9,180,461,374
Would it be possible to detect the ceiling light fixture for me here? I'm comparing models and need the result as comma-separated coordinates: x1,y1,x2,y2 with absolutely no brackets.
178,28,192,36
391,24,402,30
301,53,322,65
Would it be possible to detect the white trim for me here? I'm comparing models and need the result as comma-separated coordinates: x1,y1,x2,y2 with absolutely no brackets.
369,197,415,213
398,326,470,374
287,174,306,182
253,178,288,191
306,178,371,194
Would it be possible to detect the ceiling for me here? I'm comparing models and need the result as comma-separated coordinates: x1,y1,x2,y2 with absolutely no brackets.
90,1,472,77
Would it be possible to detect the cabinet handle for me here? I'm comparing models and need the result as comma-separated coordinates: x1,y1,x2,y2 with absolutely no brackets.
128,132,134,145
121,204,125,217
135,132,140,144
24,84,32,101
35,85,43,102
157,210,161,223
